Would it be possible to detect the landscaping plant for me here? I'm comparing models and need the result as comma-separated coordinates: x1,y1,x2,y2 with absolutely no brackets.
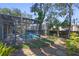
0,42,16,56
66,32,79,55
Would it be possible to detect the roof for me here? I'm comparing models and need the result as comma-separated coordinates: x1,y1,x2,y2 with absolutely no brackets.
0,14,38,23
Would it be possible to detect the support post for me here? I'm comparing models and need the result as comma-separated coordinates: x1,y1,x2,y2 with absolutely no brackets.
13,21,16,45
2,24,4,41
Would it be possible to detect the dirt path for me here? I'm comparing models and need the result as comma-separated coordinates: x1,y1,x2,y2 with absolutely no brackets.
11,38,67,56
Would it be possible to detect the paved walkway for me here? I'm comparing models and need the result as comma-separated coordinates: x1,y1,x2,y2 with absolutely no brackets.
11,38,67,56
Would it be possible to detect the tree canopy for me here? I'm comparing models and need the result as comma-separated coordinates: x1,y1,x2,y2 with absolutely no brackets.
0,8,32,19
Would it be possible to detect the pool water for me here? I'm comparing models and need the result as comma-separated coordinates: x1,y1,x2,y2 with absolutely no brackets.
27,32,40,40
20,32,40,41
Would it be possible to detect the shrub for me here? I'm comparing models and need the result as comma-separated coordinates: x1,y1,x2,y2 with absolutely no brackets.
66,32,79,55
0,42,16,56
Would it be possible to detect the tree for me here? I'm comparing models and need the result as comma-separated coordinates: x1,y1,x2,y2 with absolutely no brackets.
0,8,28,17
72,18,78,25
11,8,22,16
45,3,79,38
0,8,22,16
48,16,61,36
0,8,11,15
53,3,79,38
26,14,32,19
61,16,70,28
31,3,52,36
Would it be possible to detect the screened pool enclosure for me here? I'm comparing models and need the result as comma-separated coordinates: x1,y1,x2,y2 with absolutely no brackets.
0,14,40,44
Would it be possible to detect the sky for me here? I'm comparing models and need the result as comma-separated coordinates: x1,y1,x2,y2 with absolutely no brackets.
0,3,35,18
0,3,33,13
0,3,79,25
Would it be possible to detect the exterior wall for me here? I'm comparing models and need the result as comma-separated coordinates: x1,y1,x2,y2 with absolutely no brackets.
42,22,48,30
71,25,79,31
42,22,49,35
58,25,79,31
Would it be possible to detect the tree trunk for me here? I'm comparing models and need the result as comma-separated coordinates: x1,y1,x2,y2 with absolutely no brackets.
69,6,71,38
57,30,59,37
67,3,72,38
38,23,42,38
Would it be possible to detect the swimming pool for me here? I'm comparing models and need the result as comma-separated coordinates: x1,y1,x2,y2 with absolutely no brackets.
19,32,40,41
26,32,40,40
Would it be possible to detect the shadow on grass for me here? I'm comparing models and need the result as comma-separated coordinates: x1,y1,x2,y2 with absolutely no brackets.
27,38,54,48
0,37,67,56
19,39,66,56
10,48,26,56
28,42,67,56
11,38,67,56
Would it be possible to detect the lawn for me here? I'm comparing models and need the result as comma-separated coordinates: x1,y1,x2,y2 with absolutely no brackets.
22,38,54,48
0,35,67,56
11,36,67,56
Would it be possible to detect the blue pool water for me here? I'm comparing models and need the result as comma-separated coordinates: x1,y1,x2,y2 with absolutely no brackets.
20,32,39,41
26,32,39,40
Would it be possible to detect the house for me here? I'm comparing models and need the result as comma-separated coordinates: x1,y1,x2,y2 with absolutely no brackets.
57,25,79,31
71,25,79,31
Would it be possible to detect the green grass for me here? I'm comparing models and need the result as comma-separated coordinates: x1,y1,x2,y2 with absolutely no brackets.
22,40,44,48
48,35,59,42
40,38,54,44
0,36,55,55
22,43,30,48
22,38,54,48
